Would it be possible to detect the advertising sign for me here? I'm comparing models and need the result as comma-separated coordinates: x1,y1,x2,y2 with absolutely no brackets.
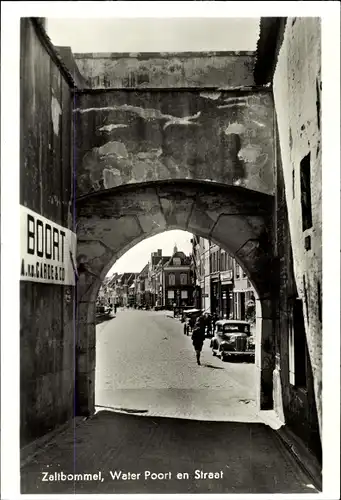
20,205,77,286
220,270,233,284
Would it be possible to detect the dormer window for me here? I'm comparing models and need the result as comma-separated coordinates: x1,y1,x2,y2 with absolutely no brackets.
173,257,181,266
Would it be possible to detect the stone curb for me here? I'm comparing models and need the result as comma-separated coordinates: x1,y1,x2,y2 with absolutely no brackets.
20,416,85,467
275,426,322,492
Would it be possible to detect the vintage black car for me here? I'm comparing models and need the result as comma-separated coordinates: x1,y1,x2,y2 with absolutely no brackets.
210,319,255,361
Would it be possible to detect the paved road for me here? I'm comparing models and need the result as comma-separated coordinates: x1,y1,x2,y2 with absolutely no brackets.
20,310,319,494
95,309,259,422
21,411,317,495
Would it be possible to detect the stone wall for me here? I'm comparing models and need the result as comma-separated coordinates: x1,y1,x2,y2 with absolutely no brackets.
20,19,75,446
74,51,256,89
76,181,275,414
74,89,275,197
273,17,322,441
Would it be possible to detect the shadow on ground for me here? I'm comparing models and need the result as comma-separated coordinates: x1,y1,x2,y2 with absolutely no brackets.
21,410,318,495
201,363,225,370
96,315,116,326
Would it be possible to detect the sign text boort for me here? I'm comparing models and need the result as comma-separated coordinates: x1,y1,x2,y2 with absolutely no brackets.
20,206,77,286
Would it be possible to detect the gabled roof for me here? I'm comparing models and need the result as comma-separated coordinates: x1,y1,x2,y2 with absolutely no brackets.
164,250,191,267
139,263,149,276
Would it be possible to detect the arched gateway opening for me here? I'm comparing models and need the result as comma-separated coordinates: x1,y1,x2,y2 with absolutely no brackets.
76,179,275,418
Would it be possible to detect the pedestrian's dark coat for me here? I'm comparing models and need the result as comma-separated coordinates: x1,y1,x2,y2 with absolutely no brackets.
191,324,205,350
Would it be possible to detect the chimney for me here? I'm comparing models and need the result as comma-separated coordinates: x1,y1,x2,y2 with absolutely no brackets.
157,249,162,256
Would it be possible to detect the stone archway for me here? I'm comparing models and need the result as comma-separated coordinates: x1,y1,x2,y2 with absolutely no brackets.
75,180,276,417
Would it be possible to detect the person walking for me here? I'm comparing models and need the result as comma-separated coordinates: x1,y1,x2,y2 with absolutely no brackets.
191,316,206,365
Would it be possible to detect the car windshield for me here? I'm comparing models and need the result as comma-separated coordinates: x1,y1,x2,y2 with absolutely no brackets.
223,324,250,334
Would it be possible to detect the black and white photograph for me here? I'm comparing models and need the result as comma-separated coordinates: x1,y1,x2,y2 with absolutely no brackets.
1,2,340,499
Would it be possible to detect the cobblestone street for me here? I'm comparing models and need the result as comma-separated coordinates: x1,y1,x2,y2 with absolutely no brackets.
95,309,259,423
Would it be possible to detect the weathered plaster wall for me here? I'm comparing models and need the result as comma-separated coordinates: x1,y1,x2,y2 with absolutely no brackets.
20,19,74,445
74,90,275,197
273,18,322,439
274,147,321,460
74,51,256,89
75,181,275,414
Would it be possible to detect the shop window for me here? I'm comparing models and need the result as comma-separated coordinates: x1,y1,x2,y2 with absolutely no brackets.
168,273,175,286
180,273,187,285
288,298,307,388
300,153,313,231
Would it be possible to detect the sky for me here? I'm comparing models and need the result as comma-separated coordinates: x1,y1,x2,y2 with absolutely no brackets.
108,230,193,275
46,17,260,53
45,17,259,276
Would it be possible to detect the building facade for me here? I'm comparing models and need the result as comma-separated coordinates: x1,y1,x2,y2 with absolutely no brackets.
233,260,256,321
107,272,138,307
106,247,194,311
162,247,193,309
191,235,256,321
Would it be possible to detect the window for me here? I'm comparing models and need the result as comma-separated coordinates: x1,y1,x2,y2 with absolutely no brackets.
289,298,307,388
180,273,187,285
168,290,174,299
220,252,225,271
300,153,313,231
236,264,240,279
316,78,321,130
168,273,175,286
181,290,188,299
173,257,181,266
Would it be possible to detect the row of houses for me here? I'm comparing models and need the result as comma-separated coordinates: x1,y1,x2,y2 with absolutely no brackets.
191,235,256,322
98,237,257,322
98,245,194,310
